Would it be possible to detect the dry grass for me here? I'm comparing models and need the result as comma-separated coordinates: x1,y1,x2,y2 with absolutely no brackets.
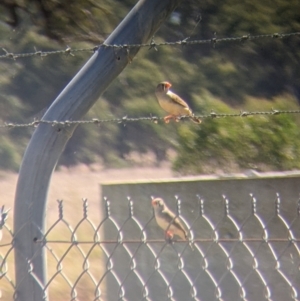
0,164,173,300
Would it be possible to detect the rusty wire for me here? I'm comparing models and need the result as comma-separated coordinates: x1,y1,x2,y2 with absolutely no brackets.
1,195,300,300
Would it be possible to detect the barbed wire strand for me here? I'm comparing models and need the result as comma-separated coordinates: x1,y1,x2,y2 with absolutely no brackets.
0,31,299,60
0,109,299,129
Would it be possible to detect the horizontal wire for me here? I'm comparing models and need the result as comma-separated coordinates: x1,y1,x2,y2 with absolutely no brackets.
0,31,299,60
31,238,299,244
0,109,299,129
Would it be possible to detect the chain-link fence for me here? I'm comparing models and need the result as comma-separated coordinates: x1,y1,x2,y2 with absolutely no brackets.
1,193,300,301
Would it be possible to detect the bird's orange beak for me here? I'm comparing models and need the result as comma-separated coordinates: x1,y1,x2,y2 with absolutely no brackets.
165,82,172,89
151,199,157,206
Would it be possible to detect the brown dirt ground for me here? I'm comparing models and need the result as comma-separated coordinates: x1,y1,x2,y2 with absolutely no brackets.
0,163,173,223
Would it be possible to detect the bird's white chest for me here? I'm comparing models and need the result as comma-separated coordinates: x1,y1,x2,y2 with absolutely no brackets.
155,91,190,115
156,93,174,111
156,215,170,230
155,213,178,233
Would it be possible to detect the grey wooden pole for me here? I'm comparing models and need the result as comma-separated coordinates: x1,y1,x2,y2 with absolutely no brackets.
13,0,182,300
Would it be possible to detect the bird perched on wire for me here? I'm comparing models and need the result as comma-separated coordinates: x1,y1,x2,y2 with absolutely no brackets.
155,81,201,124
152,197,188,241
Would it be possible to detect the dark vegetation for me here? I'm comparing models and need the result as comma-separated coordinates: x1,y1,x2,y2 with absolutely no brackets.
0,0,300,173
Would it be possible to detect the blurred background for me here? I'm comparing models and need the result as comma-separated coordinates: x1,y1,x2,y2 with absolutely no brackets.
0,0,300,174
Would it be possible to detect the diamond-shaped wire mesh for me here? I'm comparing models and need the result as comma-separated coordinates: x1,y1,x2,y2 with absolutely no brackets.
1,195,300,300
0,206,15,300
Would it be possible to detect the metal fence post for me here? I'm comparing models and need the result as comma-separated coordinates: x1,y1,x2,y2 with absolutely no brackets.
13,0,182,300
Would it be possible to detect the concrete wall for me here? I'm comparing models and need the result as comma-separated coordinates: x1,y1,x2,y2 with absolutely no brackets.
99,173,300,301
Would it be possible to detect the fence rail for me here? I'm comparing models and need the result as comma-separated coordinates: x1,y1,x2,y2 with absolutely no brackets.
1,195,300,300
